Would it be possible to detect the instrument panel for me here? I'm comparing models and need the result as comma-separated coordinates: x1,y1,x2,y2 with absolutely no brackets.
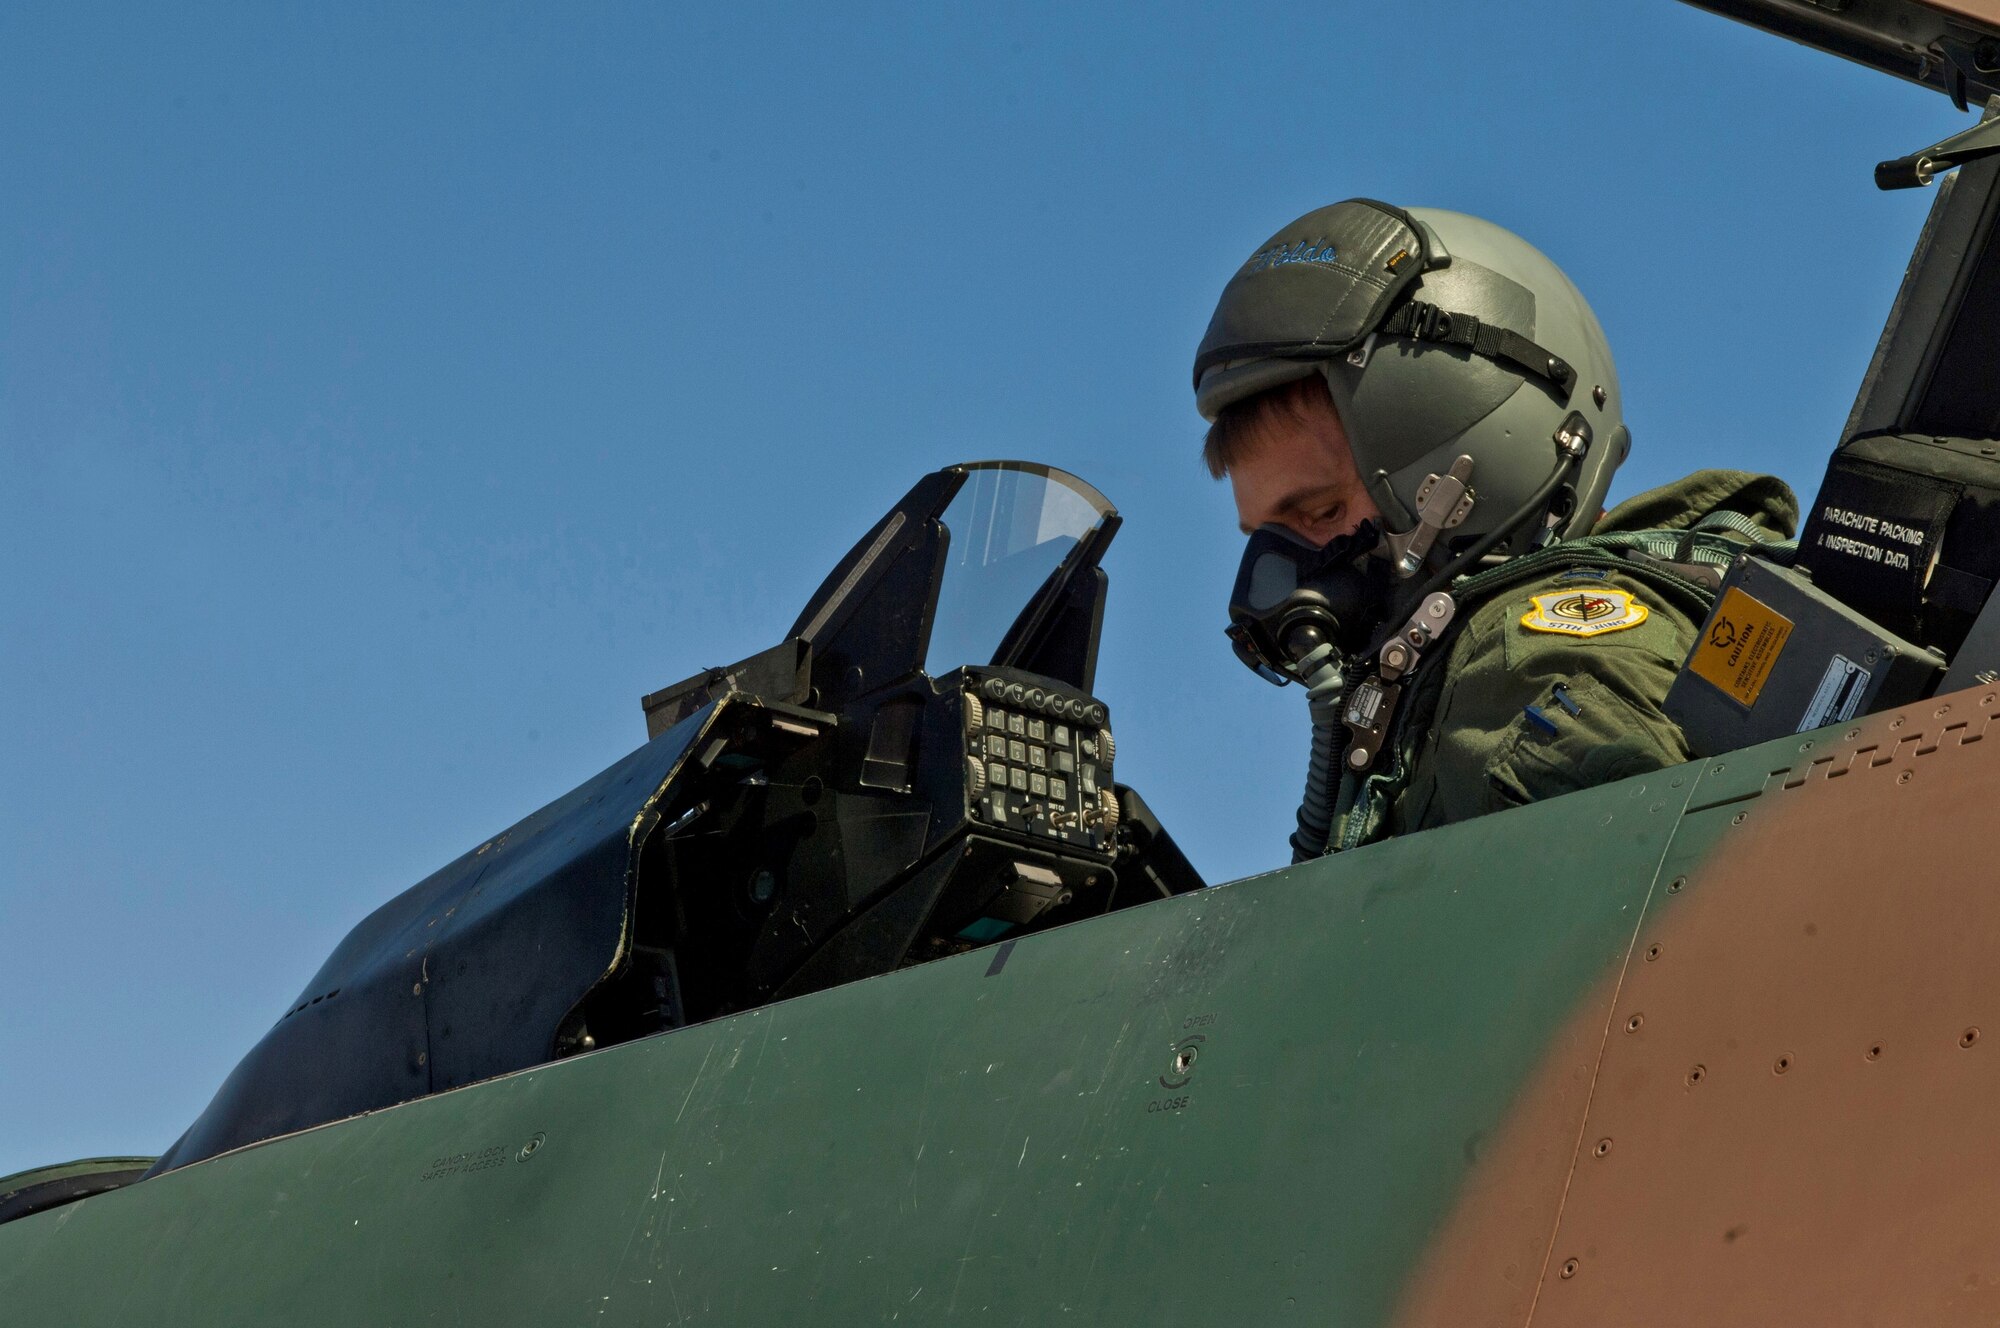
960,670,1117,854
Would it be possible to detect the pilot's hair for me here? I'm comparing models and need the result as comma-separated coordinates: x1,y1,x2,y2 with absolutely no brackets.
1201,372,1336,480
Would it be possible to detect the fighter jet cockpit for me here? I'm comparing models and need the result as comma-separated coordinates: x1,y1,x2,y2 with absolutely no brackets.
148,461,1203,1175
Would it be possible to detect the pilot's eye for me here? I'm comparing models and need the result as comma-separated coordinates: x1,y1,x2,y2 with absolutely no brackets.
1305,505,1343,535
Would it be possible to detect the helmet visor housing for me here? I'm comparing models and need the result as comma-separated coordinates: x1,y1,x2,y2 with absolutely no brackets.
1193,199,1432,422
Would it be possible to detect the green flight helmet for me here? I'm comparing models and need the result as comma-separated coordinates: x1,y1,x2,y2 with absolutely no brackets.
1193,199,1629,568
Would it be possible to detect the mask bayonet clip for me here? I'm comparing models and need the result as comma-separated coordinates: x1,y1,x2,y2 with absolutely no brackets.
1342,590,1457,773
1382,454,1476,578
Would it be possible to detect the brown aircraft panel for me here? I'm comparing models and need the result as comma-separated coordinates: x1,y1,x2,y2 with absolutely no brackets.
1927,2,2000,27
1397,686,2000,1325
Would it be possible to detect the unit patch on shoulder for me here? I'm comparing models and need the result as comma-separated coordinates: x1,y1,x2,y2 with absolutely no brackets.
1520,588,1649,637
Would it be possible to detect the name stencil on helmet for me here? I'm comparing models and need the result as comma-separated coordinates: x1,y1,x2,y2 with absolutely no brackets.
1244,239,1339,274
1520,589,1649,638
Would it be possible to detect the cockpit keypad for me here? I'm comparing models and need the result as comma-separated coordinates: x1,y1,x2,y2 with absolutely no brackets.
962,671,1115,853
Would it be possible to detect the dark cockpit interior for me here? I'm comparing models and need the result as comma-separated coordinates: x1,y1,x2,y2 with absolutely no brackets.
148,462,1204,1175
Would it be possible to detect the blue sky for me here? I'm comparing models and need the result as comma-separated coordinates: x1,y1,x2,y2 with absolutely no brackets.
0,2,1967,1177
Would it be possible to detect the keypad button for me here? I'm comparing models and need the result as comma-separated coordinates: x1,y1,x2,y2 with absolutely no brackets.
1028,746,1047,770
1030,772,1048,796
1052,724,1070,748
1027,718,1046,742
986,734,1007,758
1007,714,1026,736
987,761,1007,789
1008,739,1027,763
1009,768,1028,791
985,707,1006,731
1051,777,1067,800
1056,750,1075,774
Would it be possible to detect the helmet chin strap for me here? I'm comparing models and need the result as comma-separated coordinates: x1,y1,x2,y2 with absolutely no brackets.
1373,298,1578,403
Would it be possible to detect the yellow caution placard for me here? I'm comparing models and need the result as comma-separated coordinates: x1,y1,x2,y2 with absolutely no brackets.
1688,586,1794,708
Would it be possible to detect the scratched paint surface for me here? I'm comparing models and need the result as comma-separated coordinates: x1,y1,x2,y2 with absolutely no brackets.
0,755,1695,1325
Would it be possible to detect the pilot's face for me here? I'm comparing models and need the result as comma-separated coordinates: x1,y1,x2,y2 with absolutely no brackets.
1227,386,1383,547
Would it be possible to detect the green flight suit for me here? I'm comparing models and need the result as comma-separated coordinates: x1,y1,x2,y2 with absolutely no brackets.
1352,469,1798,844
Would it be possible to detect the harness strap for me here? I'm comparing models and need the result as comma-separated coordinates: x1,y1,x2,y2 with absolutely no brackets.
1450,525,1794,604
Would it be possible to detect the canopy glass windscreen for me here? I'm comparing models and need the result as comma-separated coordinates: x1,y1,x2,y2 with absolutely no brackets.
924,463,1114,677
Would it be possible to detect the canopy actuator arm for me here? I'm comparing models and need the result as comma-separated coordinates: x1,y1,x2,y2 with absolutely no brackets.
1877,111,2000,190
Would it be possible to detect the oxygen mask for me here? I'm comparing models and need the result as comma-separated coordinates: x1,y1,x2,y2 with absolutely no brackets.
1226,521,1390,685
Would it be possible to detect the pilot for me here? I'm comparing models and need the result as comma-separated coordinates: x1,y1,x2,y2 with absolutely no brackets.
1194,200,1797,859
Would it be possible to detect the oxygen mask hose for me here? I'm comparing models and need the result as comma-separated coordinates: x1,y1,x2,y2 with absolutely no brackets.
1288,636,1351,863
